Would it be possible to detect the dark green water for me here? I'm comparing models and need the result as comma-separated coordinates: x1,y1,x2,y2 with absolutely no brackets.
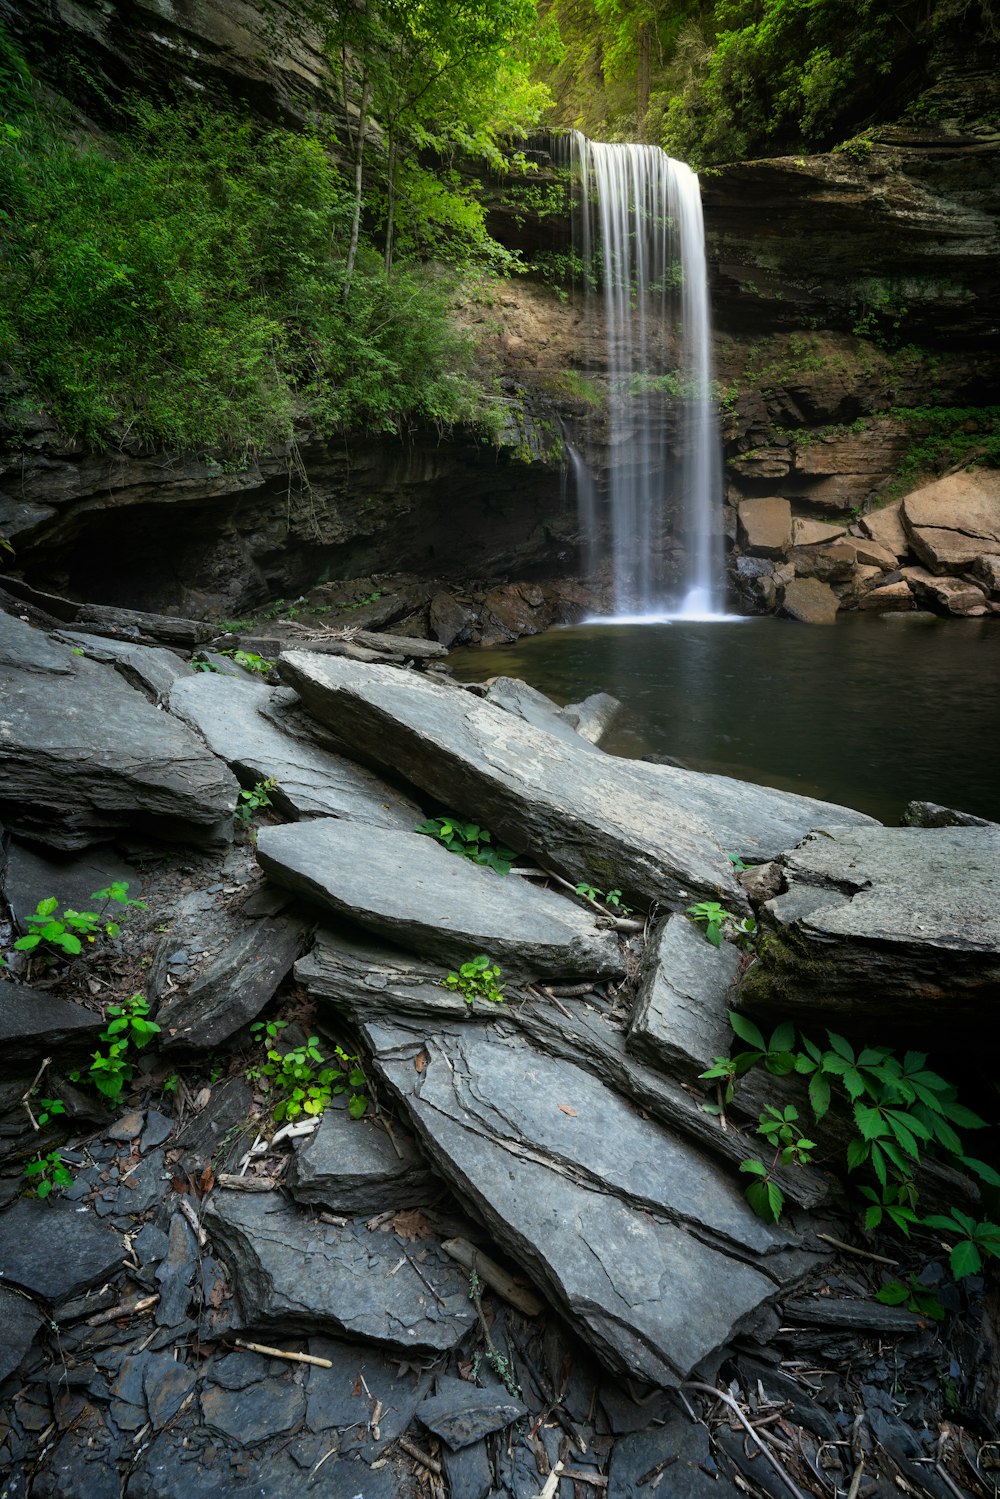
450,614,1000,825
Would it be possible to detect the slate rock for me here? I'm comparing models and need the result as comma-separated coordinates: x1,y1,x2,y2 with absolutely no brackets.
155,1214,198,1326
256,818,623,980
483,676,602,754
144,1353,199,1430
141,1109,174,1152
441,1439,495,1499
0,1199,123,1301
201,1377,306,1444
0,981,104,1064
740,824,1000,1024
608,1416,740,1499
203,1189,476,1351
627,913,741,1079
169,675,423,829
0,1284,46,1382
114,1150,167,1218
287,1105,437,1214
297,924,474,1024
901,800,994,829
416,1375,527,1450
277,651,742,910
0,609,73,674
365,1017,822,1386
0,618,239,850
2,841,139,927
561,689,623,745
126,1436,399,1499
172,1076,254,1177
304,1335,433,1456
53,629,194,704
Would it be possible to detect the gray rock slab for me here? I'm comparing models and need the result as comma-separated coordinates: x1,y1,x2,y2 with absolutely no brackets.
277,652,743,911
0,626,239,851
902,800,995,829
740,824,1000,1023
304,1334,433,1456
127,1437,398,1499
201,1378,306,1443
257,819,623,980
53,629,194,703
0,980,104,1063
416,1375,527,1450
156,913,310,1051
297,923,476,1024
484,676,602,753
2,841,139,927
287,1104,437,1214
608,1417,741,1499
0,1284,46,1382
169,674,423,828
364,1018,822,1386
627,914,741,1078
172,1076,255,1178
0,608,73,673
0,1199,123,1301
202,1189,476,1351
561,690,623,745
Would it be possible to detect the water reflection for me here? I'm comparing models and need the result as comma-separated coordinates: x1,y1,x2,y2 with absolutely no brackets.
450,615,1000,825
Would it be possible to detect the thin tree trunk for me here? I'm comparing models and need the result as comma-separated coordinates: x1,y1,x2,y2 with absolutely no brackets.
344,65,371,295
383,133,397,274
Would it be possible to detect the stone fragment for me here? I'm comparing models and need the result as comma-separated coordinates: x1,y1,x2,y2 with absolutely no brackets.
971,554,1000,595
169,674,423,829
277,652,744,911
857,579,914,611
155,1214,199,1326
0,609,73,673
780,576,840,623
791,517,847,546
0,1284,46,1382
0,617,238,850
365,1017,822,1385
860,500,908,558
560,690,623,745
255,819,623,980
172,1077,255,1178
0,1200,123,1301
429,592,478,647
203,1190,476,1351
902,800,994,829
144,1354,199,1430
416,1376,527,1450
287,1105,436,1214
484,676,601,753
903,469,1000,572
787,543,856,583
627,914,741,1078
2,841,138,928
901,567,988,615
201,1378,306,1444
607,1416,733,1499
738,497,792,555
740,824,1000,1024
0,981,104,1063
851,537,898,569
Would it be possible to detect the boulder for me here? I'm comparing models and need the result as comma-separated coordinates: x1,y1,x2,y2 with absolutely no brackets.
901,567,988,615
561,690,623,745
739,825,1000,1025
0,609,73,673
0,614,238,850
627,914,741,1078
851,537,898,570
737,497,792,555
365,1016,822,1386
786,543,856,584
860,500,909,559
780,576,840,623
255,819,623,980
902,470,1000,573
276,651,743,911
971,554,1000,596
429,592,477,647
791,518,847,546
202,1189,476,1351
286,1104,437,1214
168,675,423,829
0,1285,46,1382
0,1199,124,1301
856,579,914,612
902,800,995,829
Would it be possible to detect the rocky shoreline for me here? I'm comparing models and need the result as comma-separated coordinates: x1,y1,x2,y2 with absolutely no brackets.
1,597,998,1498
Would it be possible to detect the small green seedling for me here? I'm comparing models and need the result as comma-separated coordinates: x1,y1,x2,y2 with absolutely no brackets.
35,1097,66,1127
13,882,146,966
415,818,518,875
874,1274,945,1321
221,649,275,675
442,954,505,1009
71,994,161,1105
259,1037,367,1123
574,883,633,916
686,901,755,949
24,1150,74,1200
235,777,278,829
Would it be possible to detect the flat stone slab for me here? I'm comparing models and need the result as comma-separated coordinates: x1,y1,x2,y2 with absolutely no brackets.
256,819,623,980
903,469,1000,572
0,980,104,1063
53,629,194,704
0,1284,46,1382
740,824,1000,1023
3,841,139,927
169,675,423,829
0,1199,123,1301
627,914,741,1078
203,1189,476,1352
287,1104,437,1214
365,1017,821,1386
0,615,238,850
1,609,73,673
278,652,742,911
416,1375,527,1450
483,677,602,754
297,924,478,1024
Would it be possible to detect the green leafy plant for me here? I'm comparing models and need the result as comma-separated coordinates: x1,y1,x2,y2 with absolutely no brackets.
442,954,505,1009
23,1149,73,1200
221,650,274,675
191,658,222,673
922,1210,1000,1280
574,882,634,917
234,777,278,830
259,1036,367,1124
874,1273,945,1322
35,1097,66,1127
739,1105,815,1223
685,900,756,949
415,817,518,875
162,1074,179,1095
13,883,146,967
71,993,161,1105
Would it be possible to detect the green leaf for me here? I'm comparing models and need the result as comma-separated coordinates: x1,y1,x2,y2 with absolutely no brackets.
705,923,722,948
950,1239,982,1280
769,1022,795,1053
940,1100,987,1130
960,1156,1000,1188
36,898,59,918
826,1031,854,1062
846,1137,870,1172
808,1071,832,1120
875,1281,909,1305
864,1204,883,1232
739,1158,768,1178
348,1093,367,1118
728,1012,766,1051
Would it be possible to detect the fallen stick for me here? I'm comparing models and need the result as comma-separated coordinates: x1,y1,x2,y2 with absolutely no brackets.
815,1232,898,1267
560,1471,608,1488
86,1293,159,1327
233,1338,333,1369
398,1436,442,1475
637,1454,679,1486
535,1460,564,1499
216,1173,283,1192
442,1237,544,1317
681,1383,809,1499
21,1056,53,1131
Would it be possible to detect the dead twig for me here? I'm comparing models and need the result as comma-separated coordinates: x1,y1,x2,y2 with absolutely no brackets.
814,1232,898,1266
442,1237,544,1316
681,1383,809,1499
85,1293,159,1327
233,1338,332,1369
21,1056,53,1131
637,1454,679,1485
398,1435,442,1474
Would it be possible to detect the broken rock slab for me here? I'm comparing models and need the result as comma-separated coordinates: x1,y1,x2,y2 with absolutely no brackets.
483,676,602,754
0,615,238,851
416,1375,527,1451
52,629,194,704
739,824,1000,1025
169,674,423,829
287,1103,437,1214
2,840,138,927
902,469,1000,573
0,1199,124,1301
277,651,743,911
203,1189,476,1352
256,818,623,980
365,1017,823,1386
627,914,741,1079
0,1284,46,1382
0,980,104,1064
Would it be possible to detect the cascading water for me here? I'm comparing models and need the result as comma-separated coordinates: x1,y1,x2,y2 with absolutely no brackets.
567,131,724,619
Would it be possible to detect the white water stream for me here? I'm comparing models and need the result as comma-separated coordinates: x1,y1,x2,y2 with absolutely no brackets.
568,132,725,619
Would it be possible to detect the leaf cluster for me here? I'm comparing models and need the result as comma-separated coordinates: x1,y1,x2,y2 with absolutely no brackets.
442,954,506,1009
686,900,756,949
23,1150,74,1200
415,817,518,875
254,1032,368,1125
71,993,161,1106
12,883,146,967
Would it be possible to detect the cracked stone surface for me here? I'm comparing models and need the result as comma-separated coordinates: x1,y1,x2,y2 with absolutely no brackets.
627,914,741,1078
0,1200,124,1302
256,818,623,980
287,1103,437,1214
364,1017,822,1386
203,1189,476,1352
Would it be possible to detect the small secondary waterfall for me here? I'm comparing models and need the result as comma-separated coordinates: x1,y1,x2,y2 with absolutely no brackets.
569,131,724,618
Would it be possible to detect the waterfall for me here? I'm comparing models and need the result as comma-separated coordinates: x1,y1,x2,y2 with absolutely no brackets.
568,131,724,618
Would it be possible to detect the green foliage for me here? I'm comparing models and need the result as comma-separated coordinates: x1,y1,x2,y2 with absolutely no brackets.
702,1015,1000,1285
71,994,161,1106
442,954,506,1008
574,882,633,916
875,1273,945,1321
221,650,275,675
13,883,145,967
23,1149,74,1200
234,778,278,830
888,406,1000,494
685,901,756,949
254,1032,368,1124
35,1097,66,1128
415,816,518,875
